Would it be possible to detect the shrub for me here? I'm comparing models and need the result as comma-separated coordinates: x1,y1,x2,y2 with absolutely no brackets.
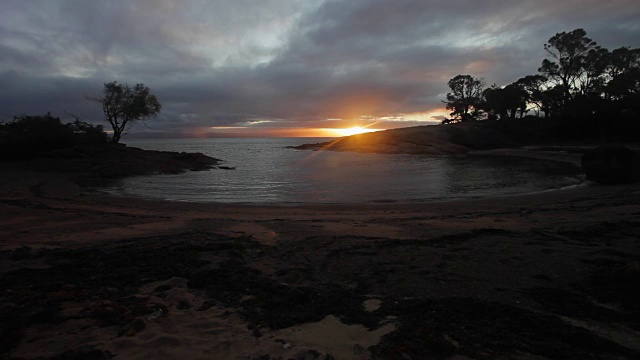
0,113,107,161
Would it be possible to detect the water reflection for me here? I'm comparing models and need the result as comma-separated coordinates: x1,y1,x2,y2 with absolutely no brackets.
107,138,583,204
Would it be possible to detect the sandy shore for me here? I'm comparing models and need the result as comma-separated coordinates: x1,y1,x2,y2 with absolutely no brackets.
1,163,640,359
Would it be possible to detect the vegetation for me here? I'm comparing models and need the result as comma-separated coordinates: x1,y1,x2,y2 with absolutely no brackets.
443,28,640,141
89,82,161,143
0,113,107,160
443,75,486,123
2,28,636,158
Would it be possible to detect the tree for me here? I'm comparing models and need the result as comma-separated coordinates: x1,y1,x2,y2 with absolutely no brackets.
606,47,640,99
539,85,566,118
581,47,610,96
443,74,485,123
481,86,505,120
607,47,640,78
482,84,527,120
514,75,548,117
0,113,107,160
90,82,161,143
538,28,600,100
435,28,640,139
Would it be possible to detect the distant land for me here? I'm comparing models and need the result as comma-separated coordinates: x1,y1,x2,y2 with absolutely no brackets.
292,118,639,155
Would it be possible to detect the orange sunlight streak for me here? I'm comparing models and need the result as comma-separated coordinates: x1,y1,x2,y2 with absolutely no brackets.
296,123,384,165
329,126,383,137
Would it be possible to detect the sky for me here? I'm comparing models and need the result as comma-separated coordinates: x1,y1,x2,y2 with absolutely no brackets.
1,0,639,138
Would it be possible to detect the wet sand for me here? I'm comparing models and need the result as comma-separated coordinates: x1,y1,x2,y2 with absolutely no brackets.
1,166,640,359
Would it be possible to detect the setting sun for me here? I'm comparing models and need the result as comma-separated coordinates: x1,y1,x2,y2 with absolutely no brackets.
330,126,382,137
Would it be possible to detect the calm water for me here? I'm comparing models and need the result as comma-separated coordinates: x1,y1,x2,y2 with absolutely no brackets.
102,138,584,204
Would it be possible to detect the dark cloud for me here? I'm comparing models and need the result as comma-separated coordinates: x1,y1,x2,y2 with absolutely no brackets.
1,0,639,135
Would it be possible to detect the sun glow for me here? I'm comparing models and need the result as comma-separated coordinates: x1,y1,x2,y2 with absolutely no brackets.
330,126,382,137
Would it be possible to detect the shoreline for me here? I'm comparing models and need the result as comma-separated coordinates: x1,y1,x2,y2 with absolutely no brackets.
92,145,588,205
2,153,640,359
469,146,584,166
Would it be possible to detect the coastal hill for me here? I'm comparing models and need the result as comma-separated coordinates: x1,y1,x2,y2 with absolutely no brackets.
293,118,640,185
293,117,561,155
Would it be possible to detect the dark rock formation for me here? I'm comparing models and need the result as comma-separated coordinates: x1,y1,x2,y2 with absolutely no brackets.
6,144,221,179
290,121,527,155
582,145,640,184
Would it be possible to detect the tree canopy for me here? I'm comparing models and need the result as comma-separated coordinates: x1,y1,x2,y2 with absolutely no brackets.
0,113,107,160
538,28,601,100
90,82,161,143
441,28,640,139
482,84,527,120
443,75,485,123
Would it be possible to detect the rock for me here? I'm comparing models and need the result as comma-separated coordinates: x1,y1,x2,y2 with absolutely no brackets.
9,246,33,260
49,348,114,360
10,144,221,179
118,318,146,337
176,300,191,310
146,302,168,322
197,300,216,311
581,145,640,184
154,284,173,292
287,142,331,151
292,349,335,360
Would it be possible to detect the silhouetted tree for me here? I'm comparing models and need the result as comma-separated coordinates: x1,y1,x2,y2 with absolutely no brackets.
579,47,609,97
481,85,505,120
514,75,548,117
89,82,161,143
482,84,527,120
436,28,640,140
539,28,600,101
67,118,109,144
539,85,567,119
608,68,640,98
443,75,485,123
606,47,640,100
0,113,107,160
608,47,640,77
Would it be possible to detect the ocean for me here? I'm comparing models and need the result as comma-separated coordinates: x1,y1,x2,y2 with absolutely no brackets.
100,138,584,204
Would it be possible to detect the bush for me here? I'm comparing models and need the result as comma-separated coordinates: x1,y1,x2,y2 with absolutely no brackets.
0,113,107,161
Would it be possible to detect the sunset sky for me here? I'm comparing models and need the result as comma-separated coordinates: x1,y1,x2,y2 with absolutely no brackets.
1,0,639,138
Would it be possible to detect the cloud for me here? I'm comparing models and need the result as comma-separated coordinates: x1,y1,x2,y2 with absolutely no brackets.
1,0,639,135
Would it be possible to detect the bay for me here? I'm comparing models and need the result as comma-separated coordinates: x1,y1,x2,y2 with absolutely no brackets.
100,138,584,204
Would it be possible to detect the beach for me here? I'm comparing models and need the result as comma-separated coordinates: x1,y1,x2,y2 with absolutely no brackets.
1,163,640,359
4,2,640,358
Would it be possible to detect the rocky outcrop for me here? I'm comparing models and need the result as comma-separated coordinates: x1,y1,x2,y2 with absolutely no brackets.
581,145,640,184
291,122,524,155
9,144,221,179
